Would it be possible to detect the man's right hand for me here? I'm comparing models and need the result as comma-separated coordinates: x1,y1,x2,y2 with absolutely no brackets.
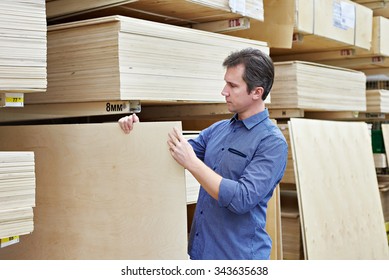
118,114,139,134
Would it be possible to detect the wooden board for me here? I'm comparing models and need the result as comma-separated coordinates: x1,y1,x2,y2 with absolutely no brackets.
280,190,304,260
289,118,389,259
25,15,268,105
0,122,188,260
266,185,283,260
46,0,264,22
278,124,295,184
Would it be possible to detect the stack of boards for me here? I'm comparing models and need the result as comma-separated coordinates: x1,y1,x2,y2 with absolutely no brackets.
269,61,367,112
0,0,47,94
25,15,268,105
45,0,265,22
0,152,36,241
366,89,389,113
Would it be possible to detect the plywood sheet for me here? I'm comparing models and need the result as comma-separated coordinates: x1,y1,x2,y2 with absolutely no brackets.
0,122,188,260
289,118,388,259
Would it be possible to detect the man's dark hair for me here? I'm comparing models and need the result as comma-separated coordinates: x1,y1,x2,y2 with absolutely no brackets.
222,48,274,101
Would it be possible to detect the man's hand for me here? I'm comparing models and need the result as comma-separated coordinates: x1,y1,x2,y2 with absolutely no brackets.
167,127,197,170
118,114,139,134
168,127,222,200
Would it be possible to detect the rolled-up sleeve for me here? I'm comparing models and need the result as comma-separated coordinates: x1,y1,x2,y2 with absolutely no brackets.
218,136,288,215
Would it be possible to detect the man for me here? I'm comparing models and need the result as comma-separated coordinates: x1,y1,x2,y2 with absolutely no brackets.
119,48,288,260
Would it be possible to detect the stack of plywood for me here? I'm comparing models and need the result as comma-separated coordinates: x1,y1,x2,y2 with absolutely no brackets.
270,0,372,55
268,61,366,112
354,0,389,18
0,0,47,94
289,118,389,259
273,16,389,70
24,15,268,105
46,0,264,23
0,122,188,260
366,89,389,112
0,152,35,239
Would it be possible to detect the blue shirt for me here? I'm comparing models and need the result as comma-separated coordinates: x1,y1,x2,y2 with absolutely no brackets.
188,109,288,260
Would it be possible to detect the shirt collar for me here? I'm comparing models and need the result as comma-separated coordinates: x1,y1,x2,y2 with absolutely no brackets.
230,108,269,130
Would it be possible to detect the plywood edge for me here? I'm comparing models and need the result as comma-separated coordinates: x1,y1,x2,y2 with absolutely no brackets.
274,60,367,75
287,118,308,260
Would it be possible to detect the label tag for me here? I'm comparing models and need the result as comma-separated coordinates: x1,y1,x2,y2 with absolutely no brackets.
0,93,24,107
1,236,20,248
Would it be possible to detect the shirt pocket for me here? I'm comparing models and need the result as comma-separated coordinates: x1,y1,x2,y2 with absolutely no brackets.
220,147,250,177
227,148,247,158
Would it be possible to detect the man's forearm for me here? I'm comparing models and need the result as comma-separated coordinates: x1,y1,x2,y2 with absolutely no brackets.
187,157,222,200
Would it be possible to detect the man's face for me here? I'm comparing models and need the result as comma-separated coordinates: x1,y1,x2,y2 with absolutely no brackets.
221,64,254,115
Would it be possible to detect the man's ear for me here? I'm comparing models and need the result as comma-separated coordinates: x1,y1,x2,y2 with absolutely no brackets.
252,87,264,100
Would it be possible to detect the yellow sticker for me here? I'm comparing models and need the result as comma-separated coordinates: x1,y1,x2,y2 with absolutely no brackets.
5,97,24,103
0,236,20,248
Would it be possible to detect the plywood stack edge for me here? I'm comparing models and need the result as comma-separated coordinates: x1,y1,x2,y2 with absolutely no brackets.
366,89,389,113
354,0,389,18
272,15,389,74
0,152,36,240
270,0,372,56
25,15,268,104
0,0,47,95
46,0,264,23
268,61,366,112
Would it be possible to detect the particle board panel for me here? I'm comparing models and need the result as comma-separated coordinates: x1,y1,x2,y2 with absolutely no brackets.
0,122,188,260
25,15,268,105
289,118,389,259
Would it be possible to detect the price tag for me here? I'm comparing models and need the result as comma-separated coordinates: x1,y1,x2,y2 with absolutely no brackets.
0,93,24,107
0,236,20,248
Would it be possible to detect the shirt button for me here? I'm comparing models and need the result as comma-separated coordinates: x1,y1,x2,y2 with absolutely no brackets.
213,167,216,170
196,233,199,236
221,148,224,151
200,211,203,214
